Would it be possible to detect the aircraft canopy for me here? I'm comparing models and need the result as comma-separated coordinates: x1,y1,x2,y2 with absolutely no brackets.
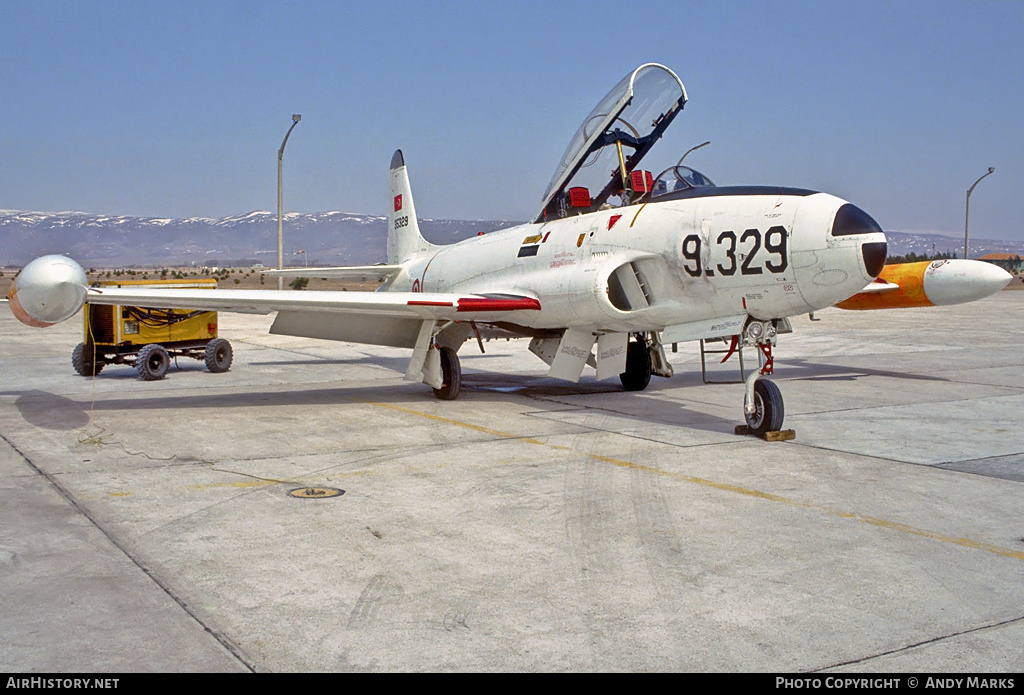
651,165,716,198
535,64,687,222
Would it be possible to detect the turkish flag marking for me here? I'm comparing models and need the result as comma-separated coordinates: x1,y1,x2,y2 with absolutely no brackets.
394,195,403,212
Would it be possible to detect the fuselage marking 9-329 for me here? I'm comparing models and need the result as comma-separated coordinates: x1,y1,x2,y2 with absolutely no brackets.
681,225,788,278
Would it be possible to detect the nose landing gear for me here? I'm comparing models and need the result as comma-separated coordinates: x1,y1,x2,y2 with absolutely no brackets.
738,323,793,440
744,369,784,436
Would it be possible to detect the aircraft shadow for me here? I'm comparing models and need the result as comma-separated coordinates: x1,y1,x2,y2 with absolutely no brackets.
2,354,947,436
251,350,502,374
772,358,948,383
2,372,730,437
6,391,92,431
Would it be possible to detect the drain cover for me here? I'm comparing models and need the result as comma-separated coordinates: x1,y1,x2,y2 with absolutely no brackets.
288,487,345,499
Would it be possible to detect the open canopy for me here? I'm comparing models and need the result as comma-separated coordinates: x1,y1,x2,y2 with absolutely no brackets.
535,64,687,222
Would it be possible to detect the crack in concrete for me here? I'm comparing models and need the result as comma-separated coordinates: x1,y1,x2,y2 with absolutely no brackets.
0,430,258,673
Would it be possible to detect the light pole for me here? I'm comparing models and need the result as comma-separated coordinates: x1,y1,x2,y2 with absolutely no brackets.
964,167,994,260
278,114,301,289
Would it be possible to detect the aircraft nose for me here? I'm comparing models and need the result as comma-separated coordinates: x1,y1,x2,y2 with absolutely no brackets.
829,203,887,278
860,239,888,278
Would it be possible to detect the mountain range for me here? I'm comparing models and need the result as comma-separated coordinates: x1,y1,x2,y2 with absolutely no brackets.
1,209,1019,268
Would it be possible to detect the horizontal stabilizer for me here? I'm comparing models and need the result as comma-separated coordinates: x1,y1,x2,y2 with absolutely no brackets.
260,265,402,283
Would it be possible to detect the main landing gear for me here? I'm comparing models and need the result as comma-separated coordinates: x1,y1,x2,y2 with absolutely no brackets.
619,339,652,391
432,346,462,400
619,332,673,391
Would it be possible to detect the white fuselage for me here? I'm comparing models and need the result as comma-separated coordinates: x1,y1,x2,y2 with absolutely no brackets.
390,190,884,334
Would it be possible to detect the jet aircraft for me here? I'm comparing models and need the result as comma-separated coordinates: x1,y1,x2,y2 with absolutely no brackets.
8,64,1011,435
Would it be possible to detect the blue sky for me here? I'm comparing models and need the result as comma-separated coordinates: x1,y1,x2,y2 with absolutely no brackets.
1,0,1021,243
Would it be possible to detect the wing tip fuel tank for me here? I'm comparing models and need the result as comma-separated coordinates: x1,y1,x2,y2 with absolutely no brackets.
8,254,88,326
836,259,1012,310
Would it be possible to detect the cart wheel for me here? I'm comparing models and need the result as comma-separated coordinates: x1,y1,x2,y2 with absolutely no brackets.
204,338,233,373
136,344,169,381
72,342,104,376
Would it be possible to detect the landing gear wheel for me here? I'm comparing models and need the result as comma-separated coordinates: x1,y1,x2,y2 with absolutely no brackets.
204,338,233,373
432,346,462,400
136,344,170,381
745,378,785,436
619,339,652,391
72,342,104,376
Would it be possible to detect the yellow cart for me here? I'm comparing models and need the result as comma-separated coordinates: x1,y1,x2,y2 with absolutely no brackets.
73,278,232,380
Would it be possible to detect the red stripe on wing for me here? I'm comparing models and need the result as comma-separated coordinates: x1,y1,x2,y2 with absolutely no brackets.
456,297,541,312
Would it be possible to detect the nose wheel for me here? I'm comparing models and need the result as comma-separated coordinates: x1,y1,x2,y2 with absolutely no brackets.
744,378,785,436
740,336,792,439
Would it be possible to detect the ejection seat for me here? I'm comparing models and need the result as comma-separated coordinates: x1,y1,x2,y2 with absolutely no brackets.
567,187,591,214
630,170,654,202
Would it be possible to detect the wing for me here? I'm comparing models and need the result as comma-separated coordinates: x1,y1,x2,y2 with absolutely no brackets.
83,287,541,351
84,286,540,320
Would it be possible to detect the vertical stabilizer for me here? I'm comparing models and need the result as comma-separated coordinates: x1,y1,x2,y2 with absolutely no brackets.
388,150,438,264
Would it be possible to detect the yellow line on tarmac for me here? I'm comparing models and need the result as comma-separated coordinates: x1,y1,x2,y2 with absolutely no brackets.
186,480,279,491
361,399,562,448
365,400,1024,562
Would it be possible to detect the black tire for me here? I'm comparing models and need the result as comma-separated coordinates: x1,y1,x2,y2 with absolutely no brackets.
136,344,169,381
745,378,785,435
619,339,652,391
432,346,462,400
204,338,233,373
72,342,104,376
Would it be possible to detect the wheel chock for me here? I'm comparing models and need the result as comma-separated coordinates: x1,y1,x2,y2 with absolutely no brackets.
734,425,796,441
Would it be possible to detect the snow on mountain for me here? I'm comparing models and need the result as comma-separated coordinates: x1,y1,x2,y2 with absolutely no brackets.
884,229,1022,260
0,209,515,266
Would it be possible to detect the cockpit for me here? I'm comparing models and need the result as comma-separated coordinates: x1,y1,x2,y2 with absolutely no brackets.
650,165,715,198
558,164,717,215
535,64,692,222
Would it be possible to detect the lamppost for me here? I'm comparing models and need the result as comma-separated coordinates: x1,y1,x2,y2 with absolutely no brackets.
278,114,301,289
964,167,994,260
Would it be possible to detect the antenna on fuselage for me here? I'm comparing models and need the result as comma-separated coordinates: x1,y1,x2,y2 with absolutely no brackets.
678,140,711,165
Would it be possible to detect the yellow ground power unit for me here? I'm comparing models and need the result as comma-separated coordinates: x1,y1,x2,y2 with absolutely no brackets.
73,278,233,380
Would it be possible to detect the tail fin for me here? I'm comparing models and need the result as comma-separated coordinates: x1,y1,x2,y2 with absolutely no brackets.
388,150,438,264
